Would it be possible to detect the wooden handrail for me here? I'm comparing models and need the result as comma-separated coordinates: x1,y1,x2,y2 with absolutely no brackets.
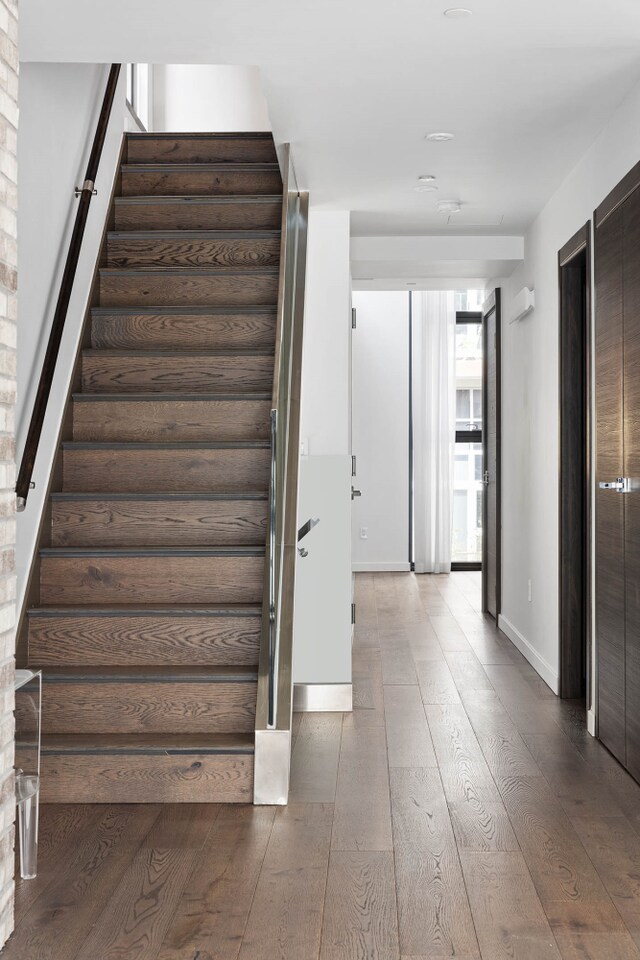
16,63,122,510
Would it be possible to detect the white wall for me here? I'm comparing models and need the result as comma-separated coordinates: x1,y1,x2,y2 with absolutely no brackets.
351,291,410,571
499,73,640,700
17,63,131,608
294,209,352,691
153,65,271,132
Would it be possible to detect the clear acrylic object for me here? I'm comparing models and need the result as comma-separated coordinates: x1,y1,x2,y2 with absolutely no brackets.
14,670,42,881
15,772,38,879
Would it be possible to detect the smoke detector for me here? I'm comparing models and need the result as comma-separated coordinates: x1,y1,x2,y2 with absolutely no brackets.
437,200,462,214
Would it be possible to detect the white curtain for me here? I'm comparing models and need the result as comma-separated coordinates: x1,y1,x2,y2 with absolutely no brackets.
412,291,456,573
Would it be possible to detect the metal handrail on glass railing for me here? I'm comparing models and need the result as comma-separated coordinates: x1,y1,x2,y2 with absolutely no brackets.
254,145,309,803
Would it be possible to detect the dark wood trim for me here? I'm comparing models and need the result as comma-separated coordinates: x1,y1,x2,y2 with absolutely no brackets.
15,64,122,508
456,310,482,323
451,561,481,572
558,221,591,701
595,157,640,228
456,429,483,445
481,289,501,617
559,222,590,267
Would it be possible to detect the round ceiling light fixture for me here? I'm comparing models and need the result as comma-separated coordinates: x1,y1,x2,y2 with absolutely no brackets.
417,174,437,182
437,199,462,214
443,7,473,17
426,131,455,142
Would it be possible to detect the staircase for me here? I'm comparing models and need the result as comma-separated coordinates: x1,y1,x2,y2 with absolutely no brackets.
24,132,284,802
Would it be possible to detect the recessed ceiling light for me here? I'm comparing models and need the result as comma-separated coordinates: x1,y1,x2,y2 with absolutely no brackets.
426,131,455,142
417,174,437,182
407,282,417,286
437,199,462,214
414,185,438,193
444,7,473,17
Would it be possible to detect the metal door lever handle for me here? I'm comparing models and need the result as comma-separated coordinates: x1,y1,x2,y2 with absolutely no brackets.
351,487,362,500
599,477,633,493
481,470,490,486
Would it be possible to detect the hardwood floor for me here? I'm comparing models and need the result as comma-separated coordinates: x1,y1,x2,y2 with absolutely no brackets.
8,571,640,959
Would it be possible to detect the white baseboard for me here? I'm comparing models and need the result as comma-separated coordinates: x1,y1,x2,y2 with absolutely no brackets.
352,562,411,572
587,708,596,737
497,614,559,695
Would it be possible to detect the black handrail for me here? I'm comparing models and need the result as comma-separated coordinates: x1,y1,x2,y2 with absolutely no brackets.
16,63,122,510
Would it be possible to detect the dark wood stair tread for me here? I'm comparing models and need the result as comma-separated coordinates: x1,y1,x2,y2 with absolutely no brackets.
40,545,265,557
121,162,280,172
108,229,281,240
39,733,254,755
99,266,279,276
50,491,268,500
63,439,270,448
28,603,262,617
91,304,277,315
73,391,271,400
40,665,258,682
115,193,282,204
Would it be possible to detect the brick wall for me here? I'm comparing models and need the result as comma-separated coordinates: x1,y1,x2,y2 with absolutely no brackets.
0,0,17,949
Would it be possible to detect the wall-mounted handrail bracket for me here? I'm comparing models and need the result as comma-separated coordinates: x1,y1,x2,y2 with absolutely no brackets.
74,180,97,198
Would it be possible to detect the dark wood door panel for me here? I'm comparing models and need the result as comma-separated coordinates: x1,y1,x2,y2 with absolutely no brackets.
595,207,625,764
624,187,640,778
482,291,501,619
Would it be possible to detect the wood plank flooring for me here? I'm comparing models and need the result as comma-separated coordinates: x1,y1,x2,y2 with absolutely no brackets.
8,570,640,959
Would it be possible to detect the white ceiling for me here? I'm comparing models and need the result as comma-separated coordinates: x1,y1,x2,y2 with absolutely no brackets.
22,0,640,238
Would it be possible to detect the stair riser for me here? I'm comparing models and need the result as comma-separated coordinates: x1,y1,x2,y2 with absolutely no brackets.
107,236,280,269
40,753,253,803
72,398,271,442
127,136,277,165
99,271,279,307
41,680,257,734
51,500,268,547
63,447,270,493
81,354,274,394
29,615,261,666
90,312,277,350
40,556,264,604
114,199,282,232
121,168,282,197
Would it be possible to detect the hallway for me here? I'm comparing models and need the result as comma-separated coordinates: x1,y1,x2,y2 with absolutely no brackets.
7,572,640,959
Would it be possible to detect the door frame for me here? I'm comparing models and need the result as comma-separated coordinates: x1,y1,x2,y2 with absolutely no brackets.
481,290,502,617
558,222,591,701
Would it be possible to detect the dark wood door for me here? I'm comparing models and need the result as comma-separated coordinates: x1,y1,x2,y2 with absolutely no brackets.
482,290,501,619
558,228,589,700
624,187,640,779
595,203,626,765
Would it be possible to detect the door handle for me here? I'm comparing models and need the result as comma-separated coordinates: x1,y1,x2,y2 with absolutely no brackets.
599,477,633,493
297,517,320,558
351,487,362,500
481,471,490,486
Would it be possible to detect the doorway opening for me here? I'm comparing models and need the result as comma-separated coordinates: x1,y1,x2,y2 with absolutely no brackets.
558,224,590,701
452,310,483,571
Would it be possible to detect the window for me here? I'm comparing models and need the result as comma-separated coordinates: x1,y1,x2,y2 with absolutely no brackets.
452,315,483,565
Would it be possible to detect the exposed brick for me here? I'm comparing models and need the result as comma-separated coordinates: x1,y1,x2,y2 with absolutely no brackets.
0,4,16,944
